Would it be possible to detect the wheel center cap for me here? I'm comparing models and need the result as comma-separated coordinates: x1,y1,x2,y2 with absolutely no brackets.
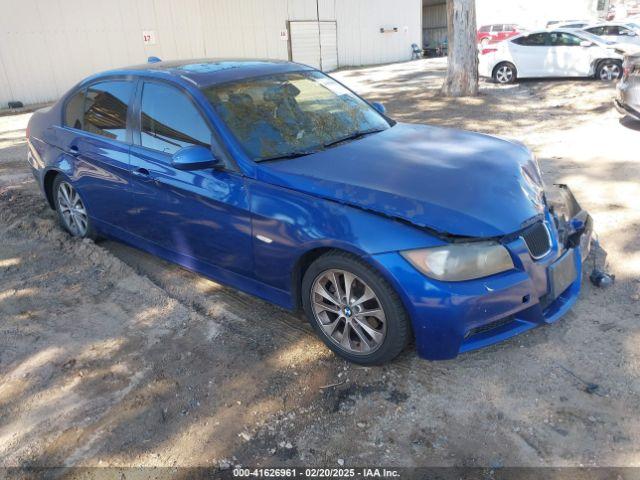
344,306,352,317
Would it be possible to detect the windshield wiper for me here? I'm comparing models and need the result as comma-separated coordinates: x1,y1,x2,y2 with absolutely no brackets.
257,149,322,162
255,128,385,162
322,128,386,149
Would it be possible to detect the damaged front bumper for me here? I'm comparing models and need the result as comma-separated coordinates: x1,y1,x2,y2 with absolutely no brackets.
372,185,592,360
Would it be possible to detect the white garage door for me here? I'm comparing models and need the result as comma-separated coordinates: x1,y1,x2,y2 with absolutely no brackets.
289,21,338,72
319,22,338,71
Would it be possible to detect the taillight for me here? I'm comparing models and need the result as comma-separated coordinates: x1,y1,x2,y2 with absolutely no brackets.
481,48,498,55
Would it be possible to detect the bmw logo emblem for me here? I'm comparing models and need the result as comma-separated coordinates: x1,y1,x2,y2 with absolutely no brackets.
344,306,352,317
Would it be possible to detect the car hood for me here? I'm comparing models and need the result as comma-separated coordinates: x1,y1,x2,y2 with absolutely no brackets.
255,123,545,238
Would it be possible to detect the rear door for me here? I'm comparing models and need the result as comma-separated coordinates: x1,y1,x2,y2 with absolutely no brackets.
491,24,503,41
127,80,253,275
57,80,135,228
496,25,510,41
509,33,553,77
600,25,624,43
503,24,518,40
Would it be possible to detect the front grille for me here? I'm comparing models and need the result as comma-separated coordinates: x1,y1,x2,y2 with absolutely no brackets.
521,222,552,259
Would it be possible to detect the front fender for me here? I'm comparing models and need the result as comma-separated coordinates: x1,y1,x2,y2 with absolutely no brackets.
248,178,443,302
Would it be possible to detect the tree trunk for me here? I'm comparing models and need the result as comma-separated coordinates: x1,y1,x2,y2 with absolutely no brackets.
441,0,478,97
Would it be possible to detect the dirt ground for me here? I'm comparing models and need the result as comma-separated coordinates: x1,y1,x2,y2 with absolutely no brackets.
1,58,639,470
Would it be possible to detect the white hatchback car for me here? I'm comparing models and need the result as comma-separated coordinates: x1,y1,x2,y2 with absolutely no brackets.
479,29,624,84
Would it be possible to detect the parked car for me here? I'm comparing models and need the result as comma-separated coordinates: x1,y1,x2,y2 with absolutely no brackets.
582,22,640,46
479,29,624,83
477,24,521,46
26,59,593,364
615,53,640,120
546,20,589,28
549,21,591,29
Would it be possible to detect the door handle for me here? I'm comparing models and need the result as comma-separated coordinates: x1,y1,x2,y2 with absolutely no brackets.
132,167,150,178
68,145,80,156
132,167,155,182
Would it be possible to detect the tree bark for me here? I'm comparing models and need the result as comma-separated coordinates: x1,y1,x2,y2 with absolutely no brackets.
441,0,478,97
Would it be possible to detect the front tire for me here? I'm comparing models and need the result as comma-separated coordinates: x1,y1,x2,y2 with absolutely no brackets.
53,176,96,239
493,62,517,84
301,251,410,365
596,60,622,82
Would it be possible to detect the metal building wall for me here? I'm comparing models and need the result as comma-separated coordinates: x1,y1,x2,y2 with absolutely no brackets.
422,1,447,45
0,0,204,106
335,0,422,66
0,0,421,106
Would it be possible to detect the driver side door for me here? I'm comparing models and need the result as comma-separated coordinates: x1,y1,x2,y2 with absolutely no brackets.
126,80,253,276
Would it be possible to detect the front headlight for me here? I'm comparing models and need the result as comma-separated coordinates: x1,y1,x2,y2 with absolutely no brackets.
401,241,514,282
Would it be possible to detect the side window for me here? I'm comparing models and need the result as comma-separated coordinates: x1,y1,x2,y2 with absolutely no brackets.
83,81,133,142
586,26,604,36
513,33,549,46
618,26,635,36
64,89,85,130
479,26,490,33
140,82,211,155
550,32,583,46
492,25,503,32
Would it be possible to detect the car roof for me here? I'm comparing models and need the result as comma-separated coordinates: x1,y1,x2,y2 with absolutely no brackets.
513,27,587,37
583,21,632,27
88,58,315,89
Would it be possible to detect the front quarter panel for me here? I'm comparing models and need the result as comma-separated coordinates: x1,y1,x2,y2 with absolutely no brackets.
248,178,444,304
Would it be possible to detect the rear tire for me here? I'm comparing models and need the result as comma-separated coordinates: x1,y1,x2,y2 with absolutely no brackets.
301,251,410,365
596,60,622,82
52,175,96,240
493,62,517,84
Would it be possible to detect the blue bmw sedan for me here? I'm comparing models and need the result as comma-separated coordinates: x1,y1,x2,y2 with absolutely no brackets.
26,59,593,364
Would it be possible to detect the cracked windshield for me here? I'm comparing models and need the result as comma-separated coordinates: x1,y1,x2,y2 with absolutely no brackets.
202,71,390,161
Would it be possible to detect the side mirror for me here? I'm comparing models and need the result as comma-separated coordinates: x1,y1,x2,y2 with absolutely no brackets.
372,102,386,114
580,40,594,47
171,145,219,171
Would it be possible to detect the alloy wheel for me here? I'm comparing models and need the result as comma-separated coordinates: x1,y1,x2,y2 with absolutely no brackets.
311,269,387,355
599,64,621,81
57,181,88,236
495,65,514,84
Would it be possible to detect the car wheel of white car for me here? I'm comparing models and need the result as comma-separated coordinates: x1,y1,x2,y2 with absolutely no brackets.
597,60,622,82
493,63,517,84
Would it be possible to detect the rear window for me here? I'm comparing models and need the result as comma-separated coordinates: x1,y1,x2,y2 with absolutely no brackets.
64,90,85,130
83,81,134,142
